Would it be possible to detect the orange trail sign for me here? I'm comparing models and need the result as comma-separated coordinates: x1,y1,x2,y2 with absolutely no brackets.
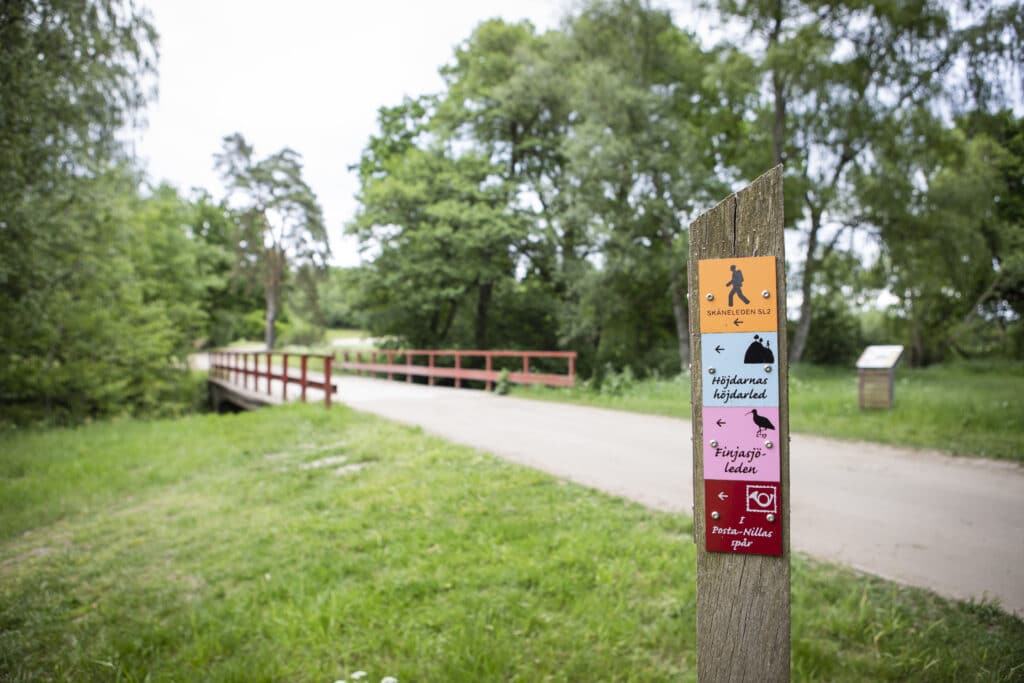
697,256,778,334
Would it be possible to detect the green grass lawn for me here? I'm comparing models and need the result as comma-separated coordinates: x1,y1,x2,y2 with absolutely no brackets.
326,328,369,342
510,361,1024,462
1,405,1021,681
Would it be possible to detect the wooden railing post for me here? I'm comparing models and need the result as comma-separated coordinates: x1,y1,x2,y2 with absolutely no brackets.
569,354,576,386
282,353,288,400
300,355,308,402
486,354,493,391
265,352,272,395
406,352,413,383
454,353,462,388
387,351,394,380
523,354,530,376
324,356,332,409
428,353,435,385
243,353,248,389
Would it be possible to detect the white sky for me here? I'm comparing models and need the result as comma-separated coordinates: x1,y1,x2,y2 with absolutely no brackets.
135,0,577,266
135,1,720,267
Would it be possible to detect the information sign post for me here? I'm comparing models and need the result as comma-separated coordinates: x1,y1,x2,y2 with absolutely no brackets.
687,165,790,681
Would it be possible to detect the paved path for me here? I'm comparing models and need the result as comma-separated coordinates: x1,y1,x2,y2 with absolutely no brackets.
331,375,1024,617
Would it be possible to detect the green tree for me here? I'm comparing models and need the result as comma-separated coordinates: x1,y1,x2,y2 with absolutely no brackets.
559,0,749,371
432,6,742,372
713,0,1022,362
350,106,526,348
129,184,225,354
860,113,1024,364
437,21,579,309
319,267,365,330
215,133,329,349
0,1,187,421
187,192,265,346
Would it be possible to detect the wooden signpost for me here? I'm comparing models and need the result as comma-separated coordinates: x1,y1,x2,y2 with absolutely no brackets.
688,166,790,681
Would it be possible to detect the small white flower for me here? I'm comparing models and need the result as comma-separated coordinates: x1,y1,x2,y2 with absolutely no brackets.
333,680,346,683
381,677,398,683
351,673,367,681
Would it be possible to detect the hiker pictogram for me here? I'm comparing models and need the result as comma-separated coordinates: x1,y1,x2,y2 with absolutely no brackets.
697,256,777,334
727,264,751,307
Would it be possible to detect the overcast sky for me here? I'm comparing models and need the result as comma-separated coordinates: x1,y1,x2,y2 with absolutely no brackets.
134,0,586,266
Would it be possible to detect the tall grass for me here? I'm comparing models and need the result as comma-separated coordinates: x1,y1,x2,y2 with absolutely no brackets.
1,405,1021,681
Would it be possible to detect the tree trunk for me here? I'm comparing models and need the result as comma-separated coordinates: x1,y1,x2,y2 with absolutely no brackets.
264,290,277,350
475,281,493,349
789,205,822,363
264,248,283,350
662,232,690,372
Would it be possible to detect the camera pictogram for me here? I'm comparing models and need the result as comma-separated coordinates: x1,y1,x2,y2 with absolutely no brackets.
745,484,777,514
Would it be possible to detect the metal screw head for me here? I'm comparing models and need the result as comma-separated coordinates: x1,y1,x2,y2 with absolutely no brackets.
764,365,773,373
708,367,716,375
710,439,719,448
711,511,720,520
706,293,714,301
762,290,771,299
767,513,776,523
765,440,774,449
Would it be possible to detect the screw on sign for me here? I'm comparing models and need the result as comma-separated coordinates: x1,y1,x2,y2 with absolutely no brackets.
704,480,782,555
700,332,780,408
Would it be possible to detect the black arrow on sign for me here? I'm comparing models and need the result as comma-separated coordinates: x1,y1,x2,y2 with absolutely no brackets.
714,345,724,353
733,318,743,327
716,419,726,427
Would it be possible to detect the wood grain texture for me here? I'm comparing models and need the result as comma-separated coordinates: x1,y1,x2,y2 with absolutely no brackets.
688,165,790,682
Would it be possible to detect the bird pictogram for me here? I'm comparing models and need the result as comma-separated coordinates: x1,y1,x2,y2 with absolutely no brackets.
746,409,776,438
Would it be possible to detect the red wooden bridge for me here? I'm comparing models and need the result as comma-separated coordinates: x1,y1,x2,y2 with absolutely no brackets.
336,349,576,391
206,349,576,411
208,350,336,410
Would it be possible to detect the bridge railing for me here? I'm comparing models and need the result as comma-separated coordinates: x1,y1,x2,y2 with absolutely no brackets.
209,351,335,407
335,349,576,391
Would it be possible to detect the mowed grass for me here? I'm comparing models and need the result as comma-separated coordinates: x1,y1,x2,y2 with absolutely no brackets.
1,405,1022,682
510,361,1024,462
326,328,369,342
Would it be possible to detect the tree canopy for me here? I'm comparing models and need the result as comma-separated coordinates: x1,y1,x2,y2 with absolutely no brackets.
348,0,1024,373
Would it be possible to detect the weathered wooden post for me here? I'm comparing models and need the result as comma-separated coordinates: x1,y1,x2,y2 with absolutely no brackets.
688,165,790,681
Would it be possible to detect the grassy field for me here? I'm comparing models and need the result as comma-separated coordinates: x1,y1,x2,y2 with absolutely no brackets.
509,361,1024,462
325,328,369,342
1,405,1021,681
